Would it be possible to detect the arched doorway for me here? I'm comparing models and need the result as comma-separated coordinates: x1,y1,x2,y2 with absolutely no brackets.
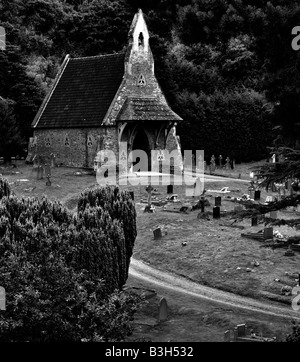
131,128,151,172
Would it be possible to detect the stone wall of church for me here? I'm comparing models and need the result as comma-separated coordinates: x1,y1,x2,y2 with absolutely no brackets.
33,126,118,168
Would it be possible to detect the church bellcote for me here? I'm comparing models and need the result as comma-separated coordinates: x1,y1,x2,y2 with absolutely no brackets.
125,9,154,76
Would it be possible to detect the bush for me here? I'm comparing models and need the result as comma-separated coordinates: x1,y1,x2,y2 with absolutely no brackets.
0,187,140,341
78,186,137,282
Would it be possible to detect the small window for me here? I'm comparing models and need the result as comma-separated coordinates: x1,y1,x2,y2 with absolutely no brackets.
65,136,70,147
87,136,93,147
137,74,146,86
45,137,51,147
138,32,144,48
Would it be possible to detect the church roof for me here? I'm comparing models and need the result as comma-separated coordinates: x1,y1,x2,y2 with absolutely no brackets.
32,53,125,128
116,97,182,121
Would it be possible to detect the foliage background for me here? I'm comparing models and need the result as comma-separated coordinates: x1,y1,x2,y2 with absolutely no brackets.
1,0,300,161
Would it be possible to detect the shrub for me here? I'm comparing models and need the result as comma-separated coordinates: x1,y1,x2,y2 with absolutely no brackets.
0,187,140,341
77,185,137,282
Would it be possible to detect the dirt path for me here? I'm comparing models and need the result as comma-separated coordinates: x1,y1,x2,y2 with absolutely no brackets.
129,258,300,321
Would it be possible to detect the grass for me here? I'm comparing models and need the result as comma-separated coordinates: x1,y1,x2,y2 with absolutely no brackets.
2,159,299,341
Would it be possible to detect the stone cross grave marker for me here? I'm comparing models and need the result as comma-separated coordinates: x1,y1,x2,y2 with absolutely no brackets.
158,297,168,322
0,286,5,310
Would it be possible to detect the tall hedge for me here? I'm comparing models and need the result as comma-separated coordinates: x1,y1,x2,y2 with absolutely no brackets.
77,186,137,282
0,186,140,341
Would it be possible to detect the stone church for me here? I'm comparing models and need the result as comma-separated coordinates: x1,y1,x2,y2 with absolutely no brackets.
31,9,182,171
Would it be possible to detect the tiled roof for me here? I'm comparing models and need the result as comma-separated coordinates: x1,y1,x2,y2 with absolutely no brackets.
33,53,125,128
117,97,182,121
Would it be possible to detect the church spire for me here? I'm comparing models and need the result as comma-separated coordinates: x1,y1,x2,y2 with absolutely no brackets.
125,9,154,75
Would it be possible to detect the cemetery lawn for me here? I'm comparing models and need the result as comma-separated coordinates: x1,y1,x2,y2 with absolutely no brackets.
2,160,299,341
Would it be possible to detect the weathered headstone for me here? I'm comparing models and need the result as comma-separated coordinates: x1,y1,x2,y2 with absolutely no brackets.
200,197,205,212
167,185,173,194
251,217,258,226
194,177,203,197
129,191,134,200
254,190,261,201
37,165,44,180
0,286,5,310
215,196,221,206
44,164,51,177
46,175,51,186
225,157,230,170
236,324,246,337
224,330,231,342
213,206,220,219
249,190,255,200
158,297,168,322
153,227,162,239
264,227,273,240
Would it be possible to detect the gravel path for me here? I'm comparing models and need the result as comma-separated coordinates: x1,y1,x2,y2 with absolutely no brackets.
129,258,300,321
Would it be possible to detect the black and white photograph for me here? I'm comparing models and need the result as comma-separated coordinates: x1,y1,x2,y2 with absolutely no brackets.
1,0,300,353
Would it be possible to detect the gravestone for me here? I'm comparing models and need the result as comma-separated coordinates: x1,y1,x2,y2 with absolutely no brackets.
219,155,223,168
254,190,261,201
0,286,5,310
213,206,220,219
225,157,230,170
194,177,202,197
37,165,44,180
158,297,168,322
215,196,221,206
249,190,255,200
236,324,246,337
46,175,51,186
200,197,205,212
224,330,231,342
153,227,162,239
251,217,258,226
167,185,173,194
129,191,134,200
264,227,273,240
44,164,51,177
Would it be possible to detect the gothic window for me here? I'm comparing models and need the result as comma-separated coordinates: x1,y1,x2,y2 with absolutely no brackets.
45,137,51,147
138,32,144,48
137,74,146,86
64,135,70,147
87,136,93,147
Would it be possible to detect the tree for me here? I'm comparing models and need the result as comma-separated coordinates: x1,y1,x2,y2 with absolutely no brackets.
0,184,142,341
0,98,24,164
